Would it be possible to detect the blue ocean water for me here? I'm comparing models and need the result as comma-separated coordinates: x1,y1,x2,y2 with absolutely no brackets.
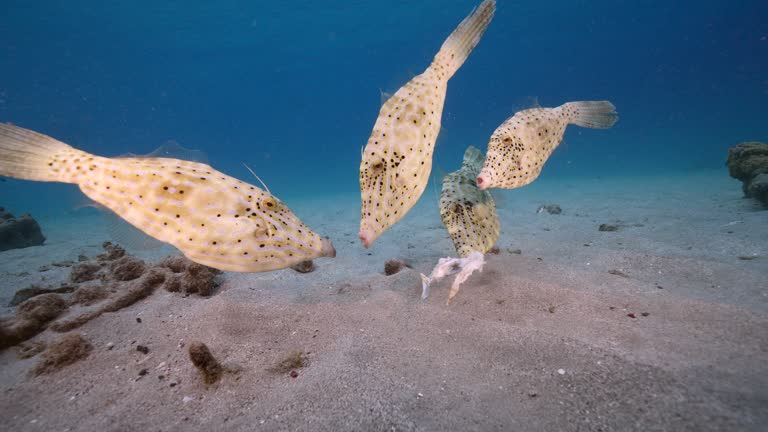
1,0,766,217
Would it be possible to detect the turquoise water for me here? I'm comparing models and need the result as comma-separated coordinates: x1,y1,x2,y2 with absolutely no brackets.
1,0,766,217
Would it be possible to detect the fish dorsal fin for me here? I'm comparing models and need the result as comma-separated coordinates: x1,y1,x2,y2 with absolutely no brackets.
379,88,393,106
118,140,209,164
431,163,450,208
527,96,542,109
434,124,448,148
435,163,450,181
462,146,484,172
488,188,505,209
243,163,271,194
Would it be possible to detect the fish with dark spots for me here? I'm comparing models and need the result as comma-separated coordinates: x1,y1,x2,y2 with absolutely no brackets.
359,0,496,248
476,101,619,190
0,124,335,272
440,146,499,257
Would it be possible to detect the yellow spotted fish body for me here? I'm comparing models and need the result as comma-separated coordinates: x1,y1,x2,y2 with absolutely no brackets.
0,124,335,272
359,0,496,248
476,101,618,190
440,146,499,257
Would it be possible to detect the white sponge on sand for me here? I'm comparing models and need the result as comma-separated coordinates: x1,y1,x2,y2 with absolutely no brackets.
420,251,486,305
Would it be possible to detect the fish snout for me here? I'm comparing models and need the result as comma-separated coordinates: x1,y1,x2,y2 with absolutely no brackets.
358,228,375,249
476,175,489,190
320,237,336,258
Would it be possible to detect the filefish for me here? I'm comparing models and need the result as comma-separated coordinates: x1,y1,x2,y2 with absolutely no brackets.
440,146,499,257
359,0,496,248
0,123,336,272
476,101,618,190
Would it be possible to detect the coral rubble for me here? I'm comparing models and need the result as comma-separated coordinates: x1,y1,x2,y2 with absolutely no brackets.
727,142,768,206
0,207,45,251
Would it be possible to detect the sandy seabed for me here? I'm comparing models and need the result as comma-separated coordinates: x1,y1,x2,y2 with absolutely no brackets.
1,170,766,431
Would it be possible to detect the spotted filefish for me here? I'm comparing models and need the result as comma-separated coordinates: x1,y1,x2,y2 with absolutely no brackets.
476,101,618,190
0,123,335,272
440,146,499,257
359,0,496,248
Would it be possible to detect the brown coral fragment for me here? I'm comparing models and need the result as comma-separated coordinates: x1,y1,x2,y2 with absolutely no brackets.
188,341,223,385
32,333,92,376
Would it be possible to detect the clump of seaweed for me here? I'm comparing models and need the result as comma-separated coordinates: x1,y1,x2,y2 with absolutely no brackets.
31,333,92,376
384,259,411,276
16,340,46,359
51,269,166,332
97,241,126,261
188,341,223,386
158,256,221,296
109,256,147,281
69,262,101,283
9,284,75,306
70,284,109,306
0,293,68,349
1,242,222,351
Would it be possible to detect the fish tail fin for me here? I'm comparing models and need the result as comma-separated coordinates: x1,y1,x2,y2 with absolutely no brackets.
433,0,496,79
0,123,91,184
561,101,619,129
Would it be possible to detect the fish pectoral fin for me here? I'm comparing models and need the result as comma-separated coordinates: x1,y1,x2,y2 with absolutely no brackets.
395,171,409,189
474,203,491,219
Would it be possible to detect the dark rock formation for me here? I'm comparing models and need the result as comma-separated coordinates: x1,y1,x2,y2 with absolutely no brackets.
0,207,45,251
727,142,768,206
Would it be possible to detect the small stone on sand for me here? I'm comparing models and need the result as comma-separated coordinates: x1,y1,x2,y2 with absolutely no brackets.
290,260,315,273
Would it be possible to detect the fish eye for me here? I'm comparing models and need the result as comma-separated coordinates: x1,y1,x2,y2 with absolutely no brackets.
371,161,384,170
261,196,276,209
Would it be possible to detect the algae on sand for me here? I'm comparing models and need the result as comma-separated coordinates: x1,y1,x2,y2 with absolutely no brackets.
32,333,92,376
